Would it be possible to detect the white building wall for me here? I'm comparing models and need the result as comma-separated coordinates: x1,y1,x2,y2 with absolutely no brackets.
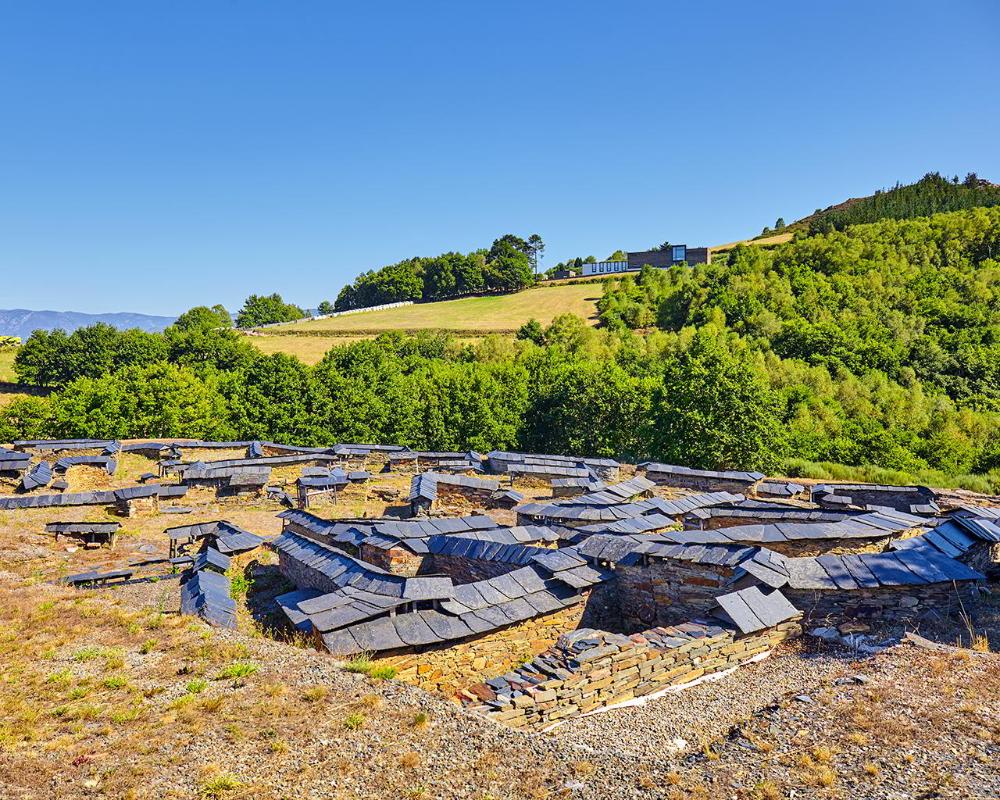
581,260,631,277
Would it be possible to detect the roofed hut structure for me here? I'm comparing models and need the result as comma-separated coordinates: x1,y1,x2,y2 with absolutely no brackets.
637,462,765,494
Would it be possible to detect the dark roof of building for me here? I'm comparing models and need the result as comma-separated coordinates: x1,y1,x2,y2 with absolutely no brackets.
711,586,801,634
486,451,619,470
638,462,765,483
408,472,500,503
165,520,265,554
654,510,928,546
683,503,858,524
271,530,455,601
517,491,743,524
950,504,1000,521
192,546,231,573
273,530,610,656
180,568,237,629
45,522,121,534
626,537,984,590
21,461,52,491
556,476,655,506
890,517,1000,559
0,448,32,471
756,481,807,497
14,439,115,452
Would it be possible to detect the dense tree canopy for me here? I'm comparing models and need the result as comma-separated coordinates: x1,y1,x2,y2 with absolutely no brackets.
235,293,306,328
330,234,538,312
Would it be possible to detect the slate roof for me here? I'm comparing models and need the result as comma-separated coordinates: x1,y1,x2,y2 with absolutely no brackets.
638,462,765,484
711,586,801,634
556,476,655,506
426,535,548,567
625,537,984,590
517,491,743,525
486,451,619,472
271,530,456,601
551,477,607,492
165,520,265,554
653,510,928,546
756,481,807,497
192,546,231,573
273,530,611,657
0,489,115,509
46,522,121,534
408,472,500,503
890,517,1000,559
180,568,237,629
684,503,858,525
444,525,559,545
575,533,645,564
951,505,1000,521
21,461,52,490
14,439,115,452
781,550,984,590
178,454,339,477
507,463,593,480
0,447,32,472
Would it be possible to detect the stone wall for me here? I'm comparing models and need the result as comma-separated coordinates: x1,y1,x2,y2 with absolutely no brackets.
783,582,981,624
424,552,519,584
616,558,735,630
378,597,589,696
359,543,423,576
963,542,999,580
464,619,801,730
642,471,758,494
727,537,893,558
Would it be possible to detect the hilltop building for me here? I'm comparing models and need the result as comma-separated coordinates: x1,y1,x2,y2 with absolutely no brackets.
580,244,711,277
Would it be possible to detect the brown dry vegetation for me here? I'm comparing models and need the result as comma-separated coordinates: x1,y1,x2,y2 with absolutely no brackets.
0,452,998,798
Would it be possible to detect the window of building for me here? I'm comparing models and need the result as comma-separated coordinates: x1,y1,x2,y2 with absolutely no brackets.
672,245,686,262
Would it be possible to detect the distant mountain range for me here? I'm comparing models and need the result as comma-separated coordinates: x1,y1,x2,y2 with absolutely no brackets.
0,309,176,340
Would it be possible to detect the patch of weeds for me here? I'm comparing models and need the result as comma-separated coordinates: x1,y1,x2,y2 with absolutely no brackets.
45,668,73,687
343,713,365,730
186,679,208,695
343,653,374,674
301,685,328,703
68,686,90,700
360,693,382,709
72,646,104,662
139,639,157,655
342,653,396,681
109,704,144,724
269,739,288,754
399,751,421,769
410,711,429,729
199,773,242,798
229,570,252,599
863,763,880,778
102,675,130,690
367,665,397,681
215,661,259,681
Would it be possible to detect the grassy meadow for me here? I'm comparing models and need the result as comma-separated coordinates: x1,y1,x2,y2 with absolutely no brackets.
280,283,601,334
243,283,602,364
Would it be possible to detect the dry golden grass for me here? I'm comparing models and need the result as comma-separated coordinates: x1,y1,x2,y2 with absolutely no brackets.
276,283,601,335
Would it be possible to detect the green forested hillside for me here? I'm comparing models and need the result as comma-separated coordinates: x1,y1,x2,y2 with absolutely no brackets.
2,207,999,489
792,172,1000,234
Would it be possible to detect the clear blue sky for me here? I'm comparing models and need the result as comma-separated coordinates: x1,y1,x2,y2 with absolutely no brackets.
2,1,998,315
